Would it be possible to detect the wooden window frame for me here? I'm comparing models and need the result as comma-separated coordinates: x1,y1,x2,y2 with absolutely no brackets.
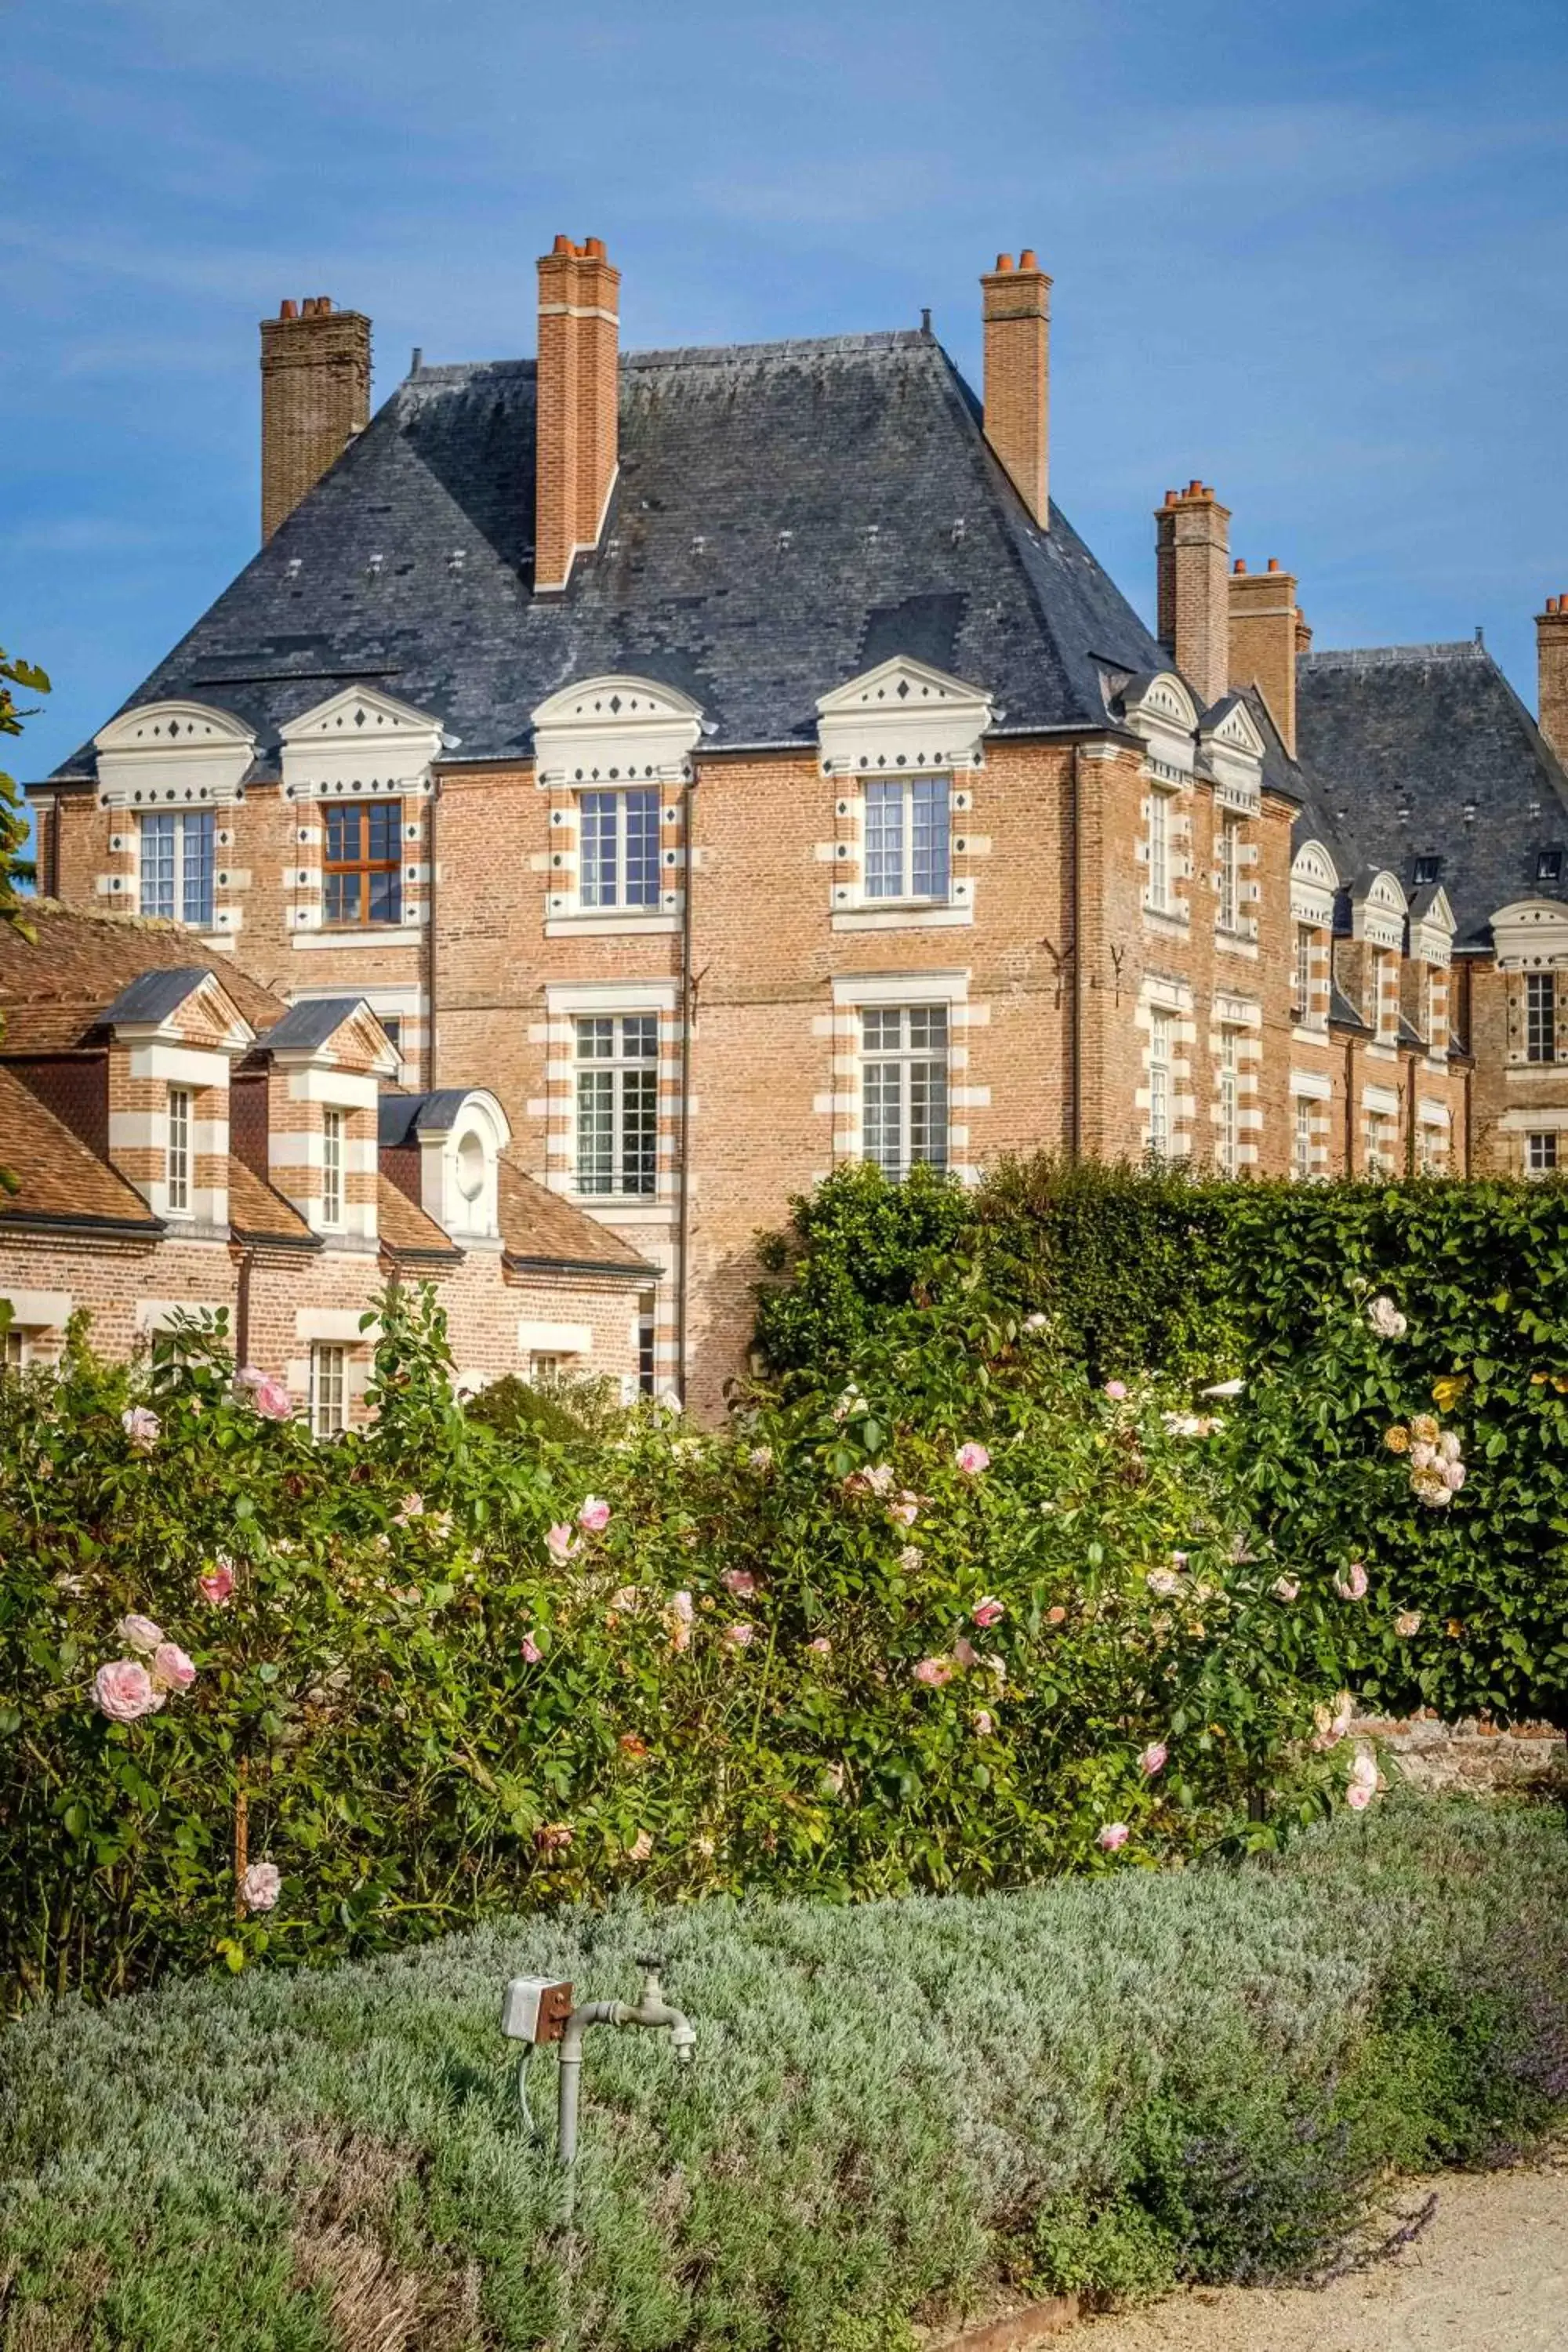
323,800,403,927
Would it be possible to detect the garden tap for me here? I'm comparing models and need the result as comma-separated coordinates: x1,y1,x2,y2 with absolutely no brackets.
554,1954,696,2208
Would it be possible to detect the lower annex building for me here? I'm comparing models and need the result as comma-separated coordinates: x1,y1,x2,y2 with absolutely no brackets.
21,234,1568,1416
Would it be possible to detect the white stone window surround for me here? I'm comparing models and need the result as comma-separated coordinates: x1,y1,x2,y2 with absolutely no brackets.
543,980,681,1210
278,687,443,939
1408,885,1455,969
533,676,700,938
268,1062,381,1242
517,1319,593,1358
829,775,978,931
1491,899,1568,970
1361,1083,1401,1120
1136,978,1196,1156
543,791,684,935
1288,1069,1334,1102
813,659,989,933
402,1087,510,1244
1198,696,1265,818
1349,871,1408,954
93,702,256,812
0,1287,72,1336
105,985,254,1227
825,970,978,1173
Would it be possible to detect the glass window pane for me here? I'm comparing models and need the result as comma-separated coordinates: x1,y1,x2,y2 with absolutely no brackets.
621,1067,658,1193
180,811,215,927
575,1069,615,1192
366,804,399,861
624,790,661,909
140,814,175,919
622,1014,659,1061
325,806,358,863
863,783,904,899
910,779,949,898
580,793,618,907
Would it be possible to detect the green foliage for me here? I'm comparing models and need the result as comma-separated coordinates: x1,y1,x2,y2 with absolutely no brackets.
2,1280,1366,2006
755,1159,1568,1729
753,1161,978,1376
465,1367,629,1446
0,1802,1563,2350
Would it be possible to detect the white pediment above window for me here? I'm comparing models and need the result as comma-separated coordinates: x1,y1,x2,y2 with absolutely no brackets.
1290,838,1340,927
1117,671,1198,783
1490,898,1568,969
95,701,256,809
1350,869,1408,952
532,676,704,788
816,658,993,778
1409,884,1455,967
279,686,446,804
1199,695,1265,812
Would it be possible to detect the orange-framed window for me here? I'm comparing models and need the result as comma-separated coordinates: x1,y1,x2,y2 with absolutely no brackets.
323,801,402,926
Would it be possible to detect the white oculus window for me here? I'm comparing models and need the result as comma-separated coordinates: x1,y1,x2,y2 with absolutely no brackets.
1217,815,1240,932
1526,972,1557,1065
310,1344,347,1437
1294,924,1313,1019
1147,1008,1172,1159
863,777,950,902
1293,1096,1314,1181
575,1014,659,1196
861,1005,949,1178
321,1109,344,1228
166,1087,192,1215
1146,788,1172,913
1527,1131,1559,1175
140,810,215,927
1215,1029,1239,1176
579,789,661,910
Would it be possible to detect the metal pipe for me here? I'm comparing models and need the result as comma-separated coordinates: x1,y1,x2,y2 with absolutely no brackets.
557,1958,695,2220
675,779,697,1406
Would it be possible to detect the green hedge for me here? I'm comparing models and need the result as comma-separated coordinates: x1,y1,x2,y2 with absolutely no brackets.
755,1161,1568,1730
2,1286,1367,2005
2,1802,1563,2350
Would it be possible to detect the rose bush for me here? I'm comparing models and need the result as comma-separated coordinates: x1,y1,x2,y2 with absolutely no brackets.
1,1283,1365,2005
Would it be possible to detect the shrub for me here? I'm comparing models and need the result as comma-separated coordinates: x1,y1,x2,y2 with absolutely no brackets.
0,1802,1563,2350
2,1283,1365,2005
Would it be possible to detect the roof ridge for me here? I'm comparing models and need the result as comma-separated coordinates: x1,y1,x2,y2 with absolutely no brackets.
402,329,931,389
1301,641,1487,669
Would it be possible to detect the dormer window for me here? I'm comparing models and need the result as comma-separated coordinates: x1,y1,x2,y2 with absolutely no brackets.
1412,854,1443,886
321,1109,344,1228
166,1088,193,1216
140,811,215,927
865,777,950,902
1538,850,1563,885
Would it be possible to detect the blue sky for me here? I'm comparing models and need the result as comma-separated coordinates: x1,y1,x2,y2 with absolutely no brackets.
4,0,1566,790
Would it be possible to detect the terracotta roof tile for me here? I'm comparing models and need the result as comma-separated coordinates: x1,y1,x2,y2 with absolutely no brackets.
0,904,287,1052
228,1156,315,1244
377,1173,459,1258
0,1065,158,1229
497,1156,653,1277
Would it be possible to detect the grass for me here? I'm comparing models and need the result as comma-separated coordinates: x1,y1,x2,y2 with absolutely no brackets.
1,1798,1565,2351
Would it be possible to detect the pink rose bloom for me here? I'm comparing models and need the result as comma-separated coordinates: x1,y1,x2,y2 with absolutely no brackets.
807,1636,832,1656
1138,1741,1168,1777
897,1544,923,1573
972,1709,996,1737
241,1860,281,1911
236,1370,292,1420
121,1406,160,1451
1171,1551,1189,1568
116,1613,165,1654
1103,1381,1128,1401
198,1559,236,1607
952,1636,979,1668
577,1497,612,1534
913,1657,954,1687
545,1523,580,1563
889,1494,920,1526
1442,1461,1466,1492
971,1597,1004,1628
955,1443,990,1475
723,1621,755,1648
93,1658,158,1722
1272,1577,1300,1602
627,1829,655,1864
1334,1562,1370,1601
521,1635,543,1664
1097,1822,1131,1851
1046,1605,1067,1625
151,1642,196,1692
1345,1780,1374,1812
720,1569,757,1596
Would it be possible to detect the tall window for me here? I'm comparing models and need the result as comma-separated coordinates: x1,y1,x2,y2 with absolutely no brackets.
1293,924,1314,1020
1215,1029,1239,1176
863,778,950,902
1526,972,1557,1065
140,811,215,927
861,1006,949,1177
324,800,401,925
1147,1007,1172,1159
1417,1121,1447,1174
310,1345,347,1436
1146,789,1172,912
575,1015,659,1196
1426,971,1444,1050
579,788,661,911
1217,815,1240,932
1374,950,1398,1040
1293,1097,1314,1181
2,1327,24,1374
637,1294,657,1397
1367,1111,1397,1176
166,1087,192,1215
321,1109,344,1228
1528,1131,1559,1175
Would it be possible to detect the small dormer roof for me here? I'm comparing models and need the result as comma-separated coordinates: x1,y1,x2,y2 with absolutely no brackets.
101,967,221,1027
377,1088,478,1146
257,996,398,1075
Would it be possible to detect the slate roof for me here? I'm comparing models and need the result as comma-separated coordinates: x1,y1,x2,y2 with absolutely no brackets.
57,333,1170,774
0,1065,159,1231
0,906,284,1052
378,1088,477,1147
101,967,223,1029
1296,641,1568,953
258,996,368,1054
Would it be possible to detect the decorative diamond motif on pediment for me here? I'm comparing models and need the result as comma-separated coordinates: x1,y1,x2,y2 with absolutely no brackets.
815,657,993,775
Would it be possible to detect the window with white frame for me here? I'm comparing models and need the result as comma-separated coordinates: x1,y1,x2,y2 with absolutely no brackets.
379,1016,403,1078
863,777,950,902
1217,815,1240,932
528,1353,560,1381
1293,1096,1314,1181
1215,1029,1240,1175
1147,1007,1173,1159
140,810,215,927
1367,1110,1398,1176
2,1327,23,1374
1293,924,1314,1019
1417,1120,1448,1174
579,788,661,910
1146,787,1173,913
861,1005,949,1177
575,1014,659,1196
1526,971,1557,1065
321,1109,344,1228
1528,1131,1559,1175
166,1087,192,1215
310,1344,347,1436
637,1294,657,1396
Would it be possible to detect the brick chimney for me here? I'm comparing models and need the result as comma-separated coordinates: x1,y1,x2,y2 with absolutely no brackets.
260,297,372,542
1228,554,1301,756
1537,594,1568,764
535,234,621,593
1156,482,1231,710
980,250,1051,528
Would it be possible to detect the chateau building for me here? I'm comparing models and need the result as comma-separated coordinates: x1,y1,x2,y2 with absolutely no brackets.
21,238,1568,1415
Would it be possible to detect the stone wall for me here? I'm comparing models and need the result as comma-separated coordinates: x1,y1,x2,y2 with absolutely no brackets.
1354,1710,1566,1794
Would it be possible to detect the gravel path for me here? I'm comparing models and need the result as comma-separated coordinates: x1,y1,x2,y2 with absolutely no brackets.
1073,2161,1568,2352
